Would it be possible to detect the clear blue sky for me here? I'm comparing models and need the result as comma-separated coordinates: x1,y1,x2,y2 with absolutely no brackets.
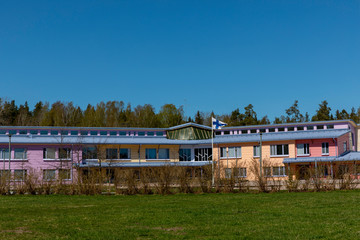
0,0,359,121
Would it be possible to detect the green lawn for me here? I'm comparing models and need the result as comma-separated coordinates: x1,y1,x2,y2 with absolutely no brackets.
0,191,360,239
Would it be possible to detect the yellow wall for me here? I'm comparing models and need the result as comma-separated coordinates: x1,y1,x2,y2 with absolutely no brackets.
214,141,295,180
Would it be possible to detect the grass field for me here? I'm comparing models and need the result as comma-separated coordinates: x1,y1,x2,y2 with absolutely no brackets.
0,191,360,239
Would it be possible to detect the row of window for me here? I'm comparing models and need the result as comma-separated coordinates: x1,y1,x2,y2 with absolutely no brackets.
216,125,336,135
0,169,71,181
220,142,333,158
0,130,165,137
0,148,27,160
224,167,286,179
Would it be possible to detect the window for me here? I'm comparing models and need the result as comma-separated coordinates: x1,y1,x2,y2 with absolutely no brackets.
138,132,145,136
307,126,314,130
40,130,48,135
179,149,191,161
317,125,324,130
147,132,154,136
19,130,27,135
119,148,130,159
59,169,71,180
234,168,247,178
119,131,126,136
0,170,10,179
106,148,118,159
297,126,304,131
225,168,232,178
51,130,58,135
0,130,6,135
71,131,78,136
272,166,286,176
158,149,169,159
82,147,97,160
155,132,164,137
145,149,157,159
0,149,9,159
343,142,347,152
322,142,329,155
253,146,260,157
220,147,227,158
14,148,27,159
110,131,117,136
194,148,212,161
43,170,56,181
59,148,71,159
9,130,17,135
297,144,310,155
228,147,241,158
90,131,98,136
81,131,88,136
221,147,242,158
14,170,27,181
270,144,289,156
100,131,107,136
43,148,56,159
264,167,272,177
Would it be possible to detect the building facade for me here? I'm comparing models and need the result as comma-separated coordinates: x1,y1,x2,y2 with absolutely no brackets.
0,120,359,182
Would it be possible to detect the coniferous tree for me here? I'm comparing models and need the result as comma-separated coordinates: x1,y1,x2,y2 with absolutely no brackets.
194,111,204,125
312,101,333,121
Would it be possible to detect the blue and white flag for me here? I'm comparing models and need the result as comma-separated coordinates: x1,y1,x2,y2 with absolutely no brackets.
212,117,227,129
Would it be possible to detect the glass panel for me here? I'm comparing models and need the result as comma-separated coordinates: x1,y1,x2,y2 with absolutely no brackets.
119,149,130,159
297,144,304,155
30,130,38,135
14,170,26,181
106,148,118,159
51,130,58,135
1,149,10,159
44,148,56,159
100,131,107,136
110,131,117,136
220,148,227,158
146,149,156,159
158,149,169,159
43,170,56,180
297,126,304,130
179,149,191,161
119,131,126,136
59,169,71,180
0,130,6,135
71,131,78,135
59,148,70,159
138,132,145,136
90,131,98,136
19,130,27,135
14,148,26,159
147,132,154,136
156,132,164,137
81,131,88,136
40,130,48,135
9,130,17,135
284,144,289,155
228,147,235,158
254,146,260,157
82,147,97,159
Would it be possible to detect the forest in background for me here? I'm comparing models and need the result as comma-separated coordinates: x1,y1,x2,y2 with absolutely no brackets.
0,98,359,128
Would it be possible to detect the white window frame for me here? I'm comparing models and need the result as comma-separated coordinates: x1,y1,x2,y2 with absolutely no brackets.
14,169,27,181
228,147,242,158
43,148,56,160
297,143,310,156
272,166,286,177
59,169,72,181
14,148,27,160
43,169,56,181
270,144,289,157
253,146,260,158
322,142,329,155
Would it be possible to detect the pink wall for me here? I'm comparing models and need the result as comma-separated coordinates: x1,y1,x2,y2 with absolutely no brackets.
295,138,336,157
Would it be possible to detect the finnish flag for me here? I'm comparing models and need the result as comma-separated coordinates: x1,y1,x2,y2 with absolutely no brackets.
212,117,227,129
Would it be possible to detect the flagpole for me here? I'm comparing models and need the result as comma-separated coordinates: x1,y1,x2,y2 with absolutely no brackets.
211,123,214,186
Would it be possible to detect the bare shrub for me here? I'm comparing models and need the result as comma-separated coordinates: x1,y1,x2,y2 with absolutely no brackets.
152,165,174,195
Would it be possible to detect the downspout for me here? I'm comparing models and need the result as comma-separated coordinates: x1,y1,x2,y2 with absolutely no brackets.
332,138,337,178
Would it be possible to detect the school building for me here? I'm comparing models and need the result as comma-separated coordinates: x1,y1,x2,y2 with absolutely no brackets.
0,120,359,181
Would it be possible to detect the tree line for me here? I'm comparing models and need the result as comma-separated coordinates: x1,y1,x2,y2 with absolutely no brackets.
0,98,359,128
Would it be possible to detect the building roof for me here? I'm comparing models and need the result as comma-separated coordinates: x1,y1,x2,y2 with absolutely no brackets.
0,129,350,145
77,160,211,168
213,129,350,144
283,151,360,164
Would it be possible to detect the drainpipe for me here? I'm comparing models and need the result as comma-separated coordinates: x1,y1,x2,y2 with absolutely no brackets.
259,133,262,178
332,138,337,178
